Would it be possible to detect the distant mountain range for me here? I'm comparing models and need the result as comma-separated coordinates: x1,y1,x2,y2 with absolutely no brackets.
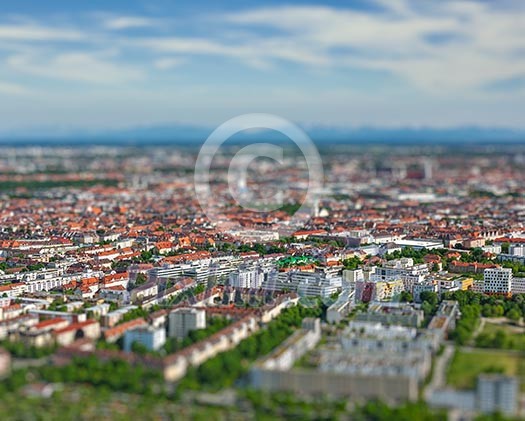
0,124,524,145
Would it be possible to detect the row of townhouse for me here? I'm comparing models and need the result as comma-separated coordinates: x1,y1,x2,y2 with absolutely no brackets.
0,268,64,283
50,292,299,384
18,318,100,348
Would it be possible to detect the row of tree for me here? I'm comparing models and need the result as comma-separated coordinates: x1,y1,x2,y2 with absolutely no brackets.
475,329,524,351
38,355,164,395
178,304,322,392
445,291,525,345
0,340,56,359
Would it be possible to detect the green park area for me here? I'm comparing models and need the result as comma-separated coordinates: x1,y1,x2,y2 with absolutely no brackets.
447,349,525,392
475,321,525,351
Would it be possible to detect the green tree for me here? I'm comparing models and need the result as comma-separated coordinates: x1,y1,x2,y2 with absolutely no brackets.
399,291,414,303
506,308,521,321
134,273,148,286
420,291,439,307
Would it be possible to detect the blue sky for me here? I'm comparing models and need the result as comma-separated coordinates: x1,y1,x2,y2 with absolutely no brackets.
0,0,524,133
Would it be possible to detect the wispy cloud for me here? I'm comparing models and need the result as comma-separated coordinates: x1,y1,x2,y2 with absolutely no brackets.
0,1,524,129
154,57,186,70
7,52,143,84
104,16,158,30
0,81,29,95
221,1,525,91
1,2,523,91
0,23,84,41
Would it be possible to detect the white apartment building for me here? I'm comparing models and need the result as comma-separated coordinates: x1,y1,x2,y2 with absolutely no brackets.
229,263,276,289
320,321,432,381
262,267,342,298
292,270,342,298
511,277,525,294
477,375,518,416
483,268,512,295
296,276,342,298
482,245,502,254
229,267,261,289
371,258,429,292
343,269,364,285
149,256,243,285
123,326,166,352
168,307,206,339
509,245,525,257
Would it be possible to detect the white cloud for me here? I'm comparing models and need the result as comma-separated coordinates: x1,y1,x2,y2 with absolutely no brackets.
7,52,143,84
136,36,330,68
0,81,28,95
2,2,524,93
0,2,524,129
104,16,157,30
222,2,525,92
154,57,186,70
0,24,83,41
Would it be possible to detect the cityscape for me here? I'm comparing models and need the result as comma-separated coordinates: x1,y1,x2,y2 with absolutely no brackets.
0,144,524,419
1,1,525,420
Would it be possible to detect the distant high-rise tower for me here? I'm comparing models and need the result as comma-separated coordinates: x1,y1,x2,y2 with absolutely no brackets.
313,198,320,217
423,159,433,180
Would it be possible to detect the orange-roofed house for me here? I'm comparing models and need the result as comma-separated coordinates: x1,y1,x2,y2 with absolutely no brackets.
54,320,100,347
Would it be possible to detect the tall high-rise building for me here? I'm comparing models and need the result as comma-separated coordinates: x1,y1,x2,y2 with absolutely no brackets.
477,374,518,416
168,307,206,339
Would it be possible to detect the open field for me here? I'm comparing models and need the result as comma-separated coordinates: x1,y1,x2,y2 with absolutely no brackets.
482,321,525,335
447,349,525,392
475,321,525,351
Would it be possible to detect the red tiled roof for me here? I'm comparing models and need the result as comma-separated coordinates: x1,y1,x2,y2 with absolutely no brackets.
103,318,146,339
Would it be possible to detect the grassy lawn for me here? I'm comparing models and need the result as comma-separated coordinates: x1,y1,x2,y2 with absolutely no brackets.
447,349,525,392
475,321,525,351
482,322,524,335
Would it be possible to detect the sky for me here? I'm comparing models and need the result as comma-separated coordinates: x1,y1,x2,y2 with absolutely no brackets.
0,0,524,134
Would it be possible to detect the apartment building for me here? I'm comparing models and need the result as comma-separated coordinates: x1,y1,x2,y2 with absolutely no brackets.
228,263,276,289
371,258,429,292
413,282,438,302
0,348,10,378
511,277,525,294
168,307,206,339
509,244,525,257
343,269,364,285
483,268,512,295
256,318,321,371
477,375,518,416
355,302,424,327
123,326,166,352
149,255,243,286
322,322,432,380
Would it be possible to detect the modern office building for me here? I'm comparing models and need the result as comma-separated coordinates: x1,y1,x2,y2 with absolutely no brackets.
483,268,512,295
